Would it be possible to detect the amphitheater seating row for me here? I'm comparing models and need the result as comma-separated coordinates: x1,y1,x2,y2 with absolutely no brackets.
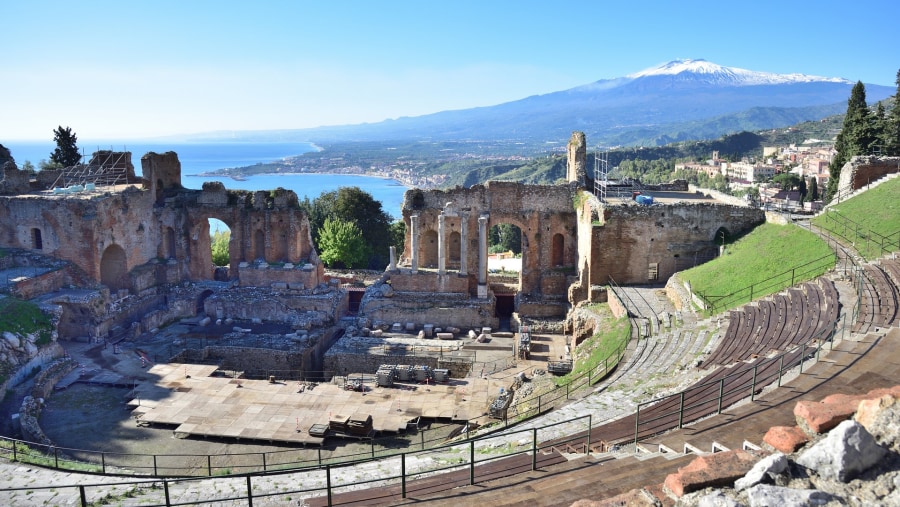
853,264,900,334
702,278,838,369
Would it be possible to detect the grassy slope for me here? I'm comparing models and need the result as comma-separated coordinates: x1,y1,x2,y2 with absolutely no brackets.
679,223,834,313
811,177,900,260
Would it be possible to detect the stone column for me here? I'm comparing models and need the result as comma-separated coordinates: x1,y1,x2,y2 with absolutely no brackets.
477,214,488,297
437,212,446,275
459,213,468,275
410,214,419,274
388,245,396,271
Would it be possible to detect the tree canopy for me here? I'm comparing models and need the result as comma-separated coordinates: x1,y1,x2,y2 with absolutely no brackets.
50,126,81,167
300,186,395,269
317,217,370,269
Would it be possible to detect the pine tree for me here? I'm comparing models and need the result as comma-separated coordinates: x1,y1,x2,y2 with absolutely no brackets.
50,126,81,167
886,68,900,156
826,82,875,201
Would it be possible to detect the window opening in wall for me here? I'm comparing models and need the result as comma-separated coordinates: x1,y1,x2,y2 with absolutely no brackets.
210,219,231,267
648,262,659,281
31,228,43,250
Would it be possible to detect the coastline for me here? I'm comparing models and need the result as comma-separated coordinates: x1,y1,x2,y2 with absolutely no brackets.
187,170,412,188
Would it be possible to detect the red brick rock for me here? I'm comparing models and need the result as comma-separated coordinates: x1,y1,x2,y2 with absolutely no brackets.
796,385,900,434
855,394,899,432
663,450,761,497
794,399,857,433
763,425,810,453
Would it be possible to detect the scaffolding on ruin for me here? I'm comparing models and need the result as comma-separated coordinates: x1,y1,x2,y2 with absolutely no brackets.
593,150,635,204
49,148,132,192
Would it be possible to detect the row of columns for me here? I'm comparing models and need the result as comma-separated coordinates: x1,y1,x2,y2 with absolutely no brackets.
405,212,490,294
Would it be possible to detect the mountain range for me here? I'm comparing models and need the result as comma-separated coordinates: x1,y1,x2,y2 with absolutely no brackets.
188,59,896,148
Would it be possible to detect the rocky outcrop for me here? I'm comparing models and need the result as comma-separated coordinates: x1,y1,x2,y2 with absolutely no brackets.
572,386,900,506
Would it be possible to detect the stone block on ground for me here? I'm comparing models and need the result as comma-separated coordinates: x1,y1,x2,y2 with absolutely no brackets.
663,449,761,498
796,419,888,482
763,426,809,454
855,394,900,450
746,484,836,507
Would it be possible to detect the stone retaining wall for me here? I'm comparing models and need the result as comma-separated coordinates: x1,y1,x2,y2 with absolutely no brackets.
324,352,471,379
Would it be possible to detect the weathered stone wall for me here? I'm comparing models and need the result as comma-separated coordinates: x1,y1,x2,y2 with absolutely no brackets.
688,184,749,207
361,293,498,330
837,156,900,196
9,266,71,300
238,263,325,290
174,346,309,377
0,163,30,195
400,181,577,303
584,202,765,286
389,271,469,293
323,352,471,379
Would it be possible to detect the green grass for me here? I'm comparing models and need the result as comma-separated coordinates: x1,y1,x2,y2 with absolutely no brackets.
812,177,900,260
555,304,630,387
680,223,834,314
0,298,53,346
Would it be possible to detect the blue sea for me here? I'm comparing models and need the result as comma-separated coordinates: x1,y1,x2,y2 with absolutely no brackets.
3,141,408,218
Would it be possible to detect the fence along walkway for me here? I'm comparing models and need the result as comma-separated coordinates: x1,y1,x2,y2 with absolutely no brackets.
701,278,837,368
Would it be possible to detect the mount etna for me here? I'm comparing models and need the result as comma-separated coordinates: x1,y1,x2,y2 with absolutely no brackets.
184,59,895,148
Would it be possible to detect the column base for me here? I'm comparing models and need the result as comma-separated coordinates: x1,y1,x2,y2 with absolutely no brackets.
477,284,489,299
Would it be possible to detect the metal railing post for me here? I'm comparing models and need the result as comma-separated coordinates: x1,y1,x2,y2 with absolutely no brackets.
799,342,806,374
79,485,87,507
586,414,592,454
401,452,407,498
246,475,254,507
532,428,538,471
750,364,758,402
469,440,475,486
163,480,171,506
717,378,725,414
634,404,641,446
678,392,685,429
778,354,784,387
206,455,211,476
326,465,333,507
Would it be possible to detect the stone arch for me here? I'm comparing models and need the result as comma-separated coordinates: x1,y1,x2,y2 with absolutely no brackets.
713,226,731,245
421,229,438,268
551,233,564,267
100,244,128,292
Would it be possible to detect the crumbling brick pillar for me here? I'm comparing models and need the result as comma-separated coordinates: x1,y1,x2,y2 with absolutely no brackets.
438,212,446,275
410,214,419,273
478,214,488,298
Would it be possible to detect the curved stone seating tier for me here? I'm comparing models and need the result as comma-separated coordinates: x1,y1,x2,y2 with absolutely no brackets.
853,264,900,333
703,278,834,369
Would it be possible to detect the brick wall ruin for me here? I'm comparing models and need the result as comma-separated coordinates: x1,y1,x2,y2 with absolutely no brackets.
837,156,900,196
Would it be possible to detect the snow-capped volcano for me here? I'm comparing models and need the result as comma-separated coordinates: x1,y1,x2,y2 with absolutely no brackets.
627,59,852,86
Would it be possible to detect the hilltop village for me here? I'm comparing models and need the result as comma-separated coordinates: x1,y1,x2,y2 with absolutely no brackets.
1,132,900,504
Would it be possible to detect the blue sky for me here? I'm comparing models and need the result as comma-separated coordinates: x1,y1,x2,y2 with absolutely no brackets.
2,0,898,141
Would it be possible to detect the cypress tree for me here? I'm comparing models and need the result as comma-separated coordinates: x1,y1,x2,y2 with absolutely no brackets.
886,69,900,156
50,126,81,167
826,82,874,201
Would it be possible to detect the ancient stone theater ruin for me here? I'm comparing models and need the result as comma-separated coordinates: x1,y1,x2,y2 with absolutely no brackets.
0,132,773,447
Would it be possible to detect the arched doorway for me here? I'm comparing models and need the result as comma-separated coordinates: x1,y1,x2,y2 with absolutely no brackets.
161,226,176,259
31,228,43,250
100,244,128,292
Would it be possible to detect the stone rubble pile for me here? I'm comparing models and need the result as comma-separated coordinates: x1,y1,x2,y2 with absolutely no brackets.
572,386,900,506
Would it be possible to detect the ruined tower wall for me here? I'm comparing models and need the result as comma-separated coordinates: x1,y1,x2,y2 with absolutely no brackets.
836,156,900,196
